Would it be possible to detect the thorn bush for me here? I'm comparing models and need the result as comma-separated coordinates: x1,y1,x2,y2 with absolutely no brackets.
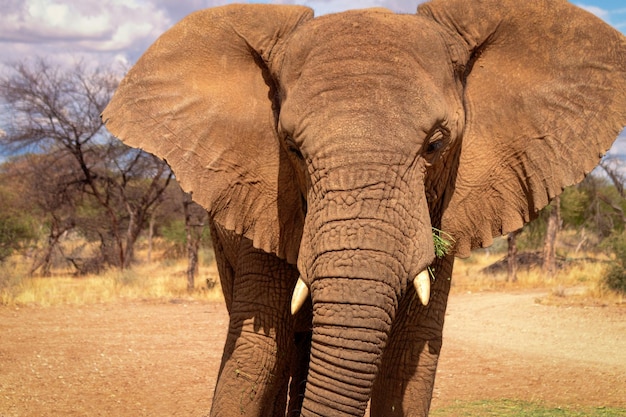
603,231,626,294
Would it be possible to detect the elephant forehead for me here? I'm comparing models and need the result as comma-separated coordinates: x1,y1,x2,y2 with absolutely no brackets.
279,10,462,138
281,10,456,85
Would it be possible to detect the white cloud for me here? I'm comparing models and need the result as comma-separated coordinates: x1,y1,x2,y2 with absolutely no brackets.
1,0,620,69
0,0,426,67
576,4,610,20
296,0,420,15
607,130,626,159
0,0,170,58
576,3,626,31
5,1,100,42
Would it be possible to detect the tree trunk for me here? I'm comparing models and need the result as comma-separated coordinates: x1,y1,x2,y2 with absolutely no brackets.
186,233,199,293
30,223,65,277
183,193,199,292
147,213,155,264
506,229,520,283
30,238,56,277
575,228,587,256
542,196,561,276
122,208,144,270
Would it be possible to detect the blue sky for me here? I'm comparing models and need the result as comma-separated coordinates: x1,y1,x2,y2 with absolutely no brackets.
0,0,624,161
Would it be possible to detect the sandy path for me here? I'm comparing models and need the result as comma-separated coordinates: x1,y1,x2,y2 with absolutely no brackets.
432,291,626,408
0,291,624,416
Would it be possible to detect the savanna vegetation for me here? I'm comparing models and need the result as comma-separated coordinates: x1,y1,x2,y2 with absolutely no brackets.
0,58,215,304
0,58,625,308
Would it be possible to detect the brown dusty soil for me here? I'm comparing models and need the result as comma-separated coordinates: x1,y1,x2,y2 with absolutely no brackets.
1,291,625,416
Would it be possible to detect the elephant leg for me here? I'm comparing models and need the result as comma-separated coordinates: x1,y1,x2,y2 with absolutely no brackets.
371,255,454,417
210,229,300,417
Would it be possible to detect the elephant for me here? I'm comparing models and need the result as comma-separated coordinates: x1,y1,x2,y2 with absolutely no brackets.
102,0,626,416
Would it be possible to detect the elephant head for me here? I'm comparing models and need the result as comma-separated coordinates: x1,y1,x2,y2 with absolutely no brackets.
103,1,626,416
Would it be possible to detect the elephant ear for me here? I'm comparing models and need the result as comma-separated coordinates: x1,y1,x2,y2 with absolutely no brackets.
102,5,313,264
420,0,626,257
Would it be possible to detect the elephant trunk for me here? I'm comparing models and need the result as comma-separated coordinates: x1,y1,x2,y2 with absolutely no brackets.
301,275,397,416
297,167,435,416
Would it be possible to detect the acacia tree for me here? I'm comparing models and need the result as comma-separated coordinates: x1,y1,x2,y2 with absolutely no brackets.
2,153,81,275
0,175,36,263
597,159,626,293
502,155,625,280
571,168,626,239
598,159,626,224
506,229,521,282
157,182,210,291
0,58,172,271
542,196,561,276
182,191,209,291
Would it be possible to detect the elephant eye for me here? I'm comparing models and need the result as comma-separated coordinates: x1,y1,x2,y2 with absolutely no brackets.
426,139,445,154
424,128,448,157
285,137,304,160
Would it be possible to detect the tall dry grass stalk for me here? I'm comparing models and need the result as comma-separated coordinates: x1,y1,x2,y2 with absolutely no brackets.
0,258,222,307
452,250,624,305
2,246,623,307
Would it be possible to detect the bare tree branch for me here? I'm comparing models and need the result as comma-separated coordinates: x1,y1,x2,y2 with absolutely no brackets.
0,58,173,271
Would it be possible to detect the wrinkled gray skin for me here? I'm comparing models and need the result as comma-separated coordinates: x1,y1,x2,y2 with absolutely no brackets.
102,0,626,416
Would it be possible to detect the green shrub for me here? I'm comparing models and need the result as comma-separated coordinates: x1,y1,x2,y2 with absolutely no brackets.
161,219,212,261
0,213,36,262
603,231,626,294
605,264,626,294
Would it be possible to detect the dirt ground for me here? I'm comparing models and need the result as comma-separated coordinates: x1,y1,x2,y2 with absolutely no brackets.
1,290,625,416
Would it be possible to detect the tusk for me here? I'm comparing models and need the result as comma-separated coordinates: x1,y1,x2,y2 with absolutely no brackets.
291,277,310,315
414,270,431,306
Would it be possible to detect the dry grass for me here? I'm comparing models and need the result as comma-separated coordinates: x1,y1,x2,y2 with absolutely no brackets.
2,239,623,307
452,248,625,306
0,257,223,307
